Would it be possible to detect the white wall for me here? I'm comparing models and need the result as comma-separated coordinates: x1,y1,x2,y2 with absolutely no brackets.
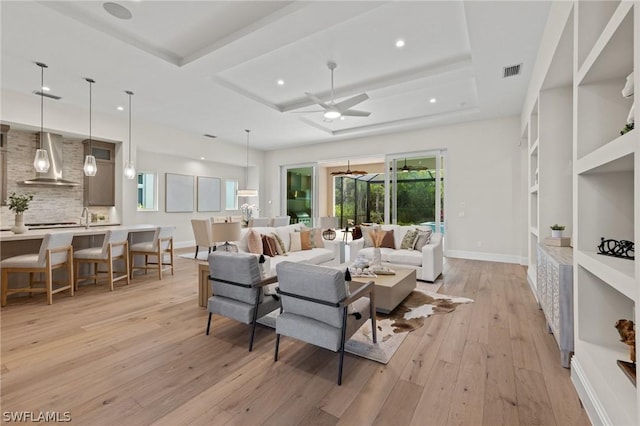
264,116,525,263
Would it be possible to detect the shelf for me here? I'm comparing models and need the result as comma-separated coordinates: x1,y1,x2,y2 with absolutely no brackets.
573,341,637,426
577,2,634,85
576,130,636,174
529,185,539,194
529,139,539,156
576,0,622,70
530,227,539,237
576,250,636,300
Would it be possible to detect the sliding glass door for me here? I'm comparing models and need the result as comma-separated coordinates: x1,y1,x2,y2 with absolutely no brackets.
282,165,316,226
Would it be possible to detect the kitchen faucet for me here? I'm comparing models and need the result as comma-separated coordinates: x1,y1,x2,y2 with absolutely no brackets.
81,207,90,229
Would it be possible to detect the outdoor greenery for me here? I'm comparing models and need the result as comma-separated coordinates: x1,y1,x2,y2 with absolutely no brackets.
335,169,444,227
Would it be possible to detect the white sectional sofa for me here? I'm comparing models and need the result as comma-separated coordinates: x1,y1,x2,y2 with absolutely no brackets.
349,224,443,282
234,223,341,275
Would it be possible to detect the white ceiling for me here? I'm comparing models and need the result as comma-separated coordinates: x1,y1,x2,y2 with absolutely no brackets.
0,1,551,150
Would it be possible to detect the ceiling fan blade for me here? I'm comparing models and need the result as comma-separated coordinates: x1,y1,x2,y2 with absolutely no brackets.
305,92,331,110
290,110,325,113
341,109,371,117
334,93,369,112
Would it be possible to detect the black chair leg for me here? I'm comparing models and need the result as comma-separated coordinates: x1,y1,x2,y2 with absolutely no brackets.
337,307,348,386
370,304,377,344
274,334,281,361
194,246,199,258
249,292,261,352
206,312,212,335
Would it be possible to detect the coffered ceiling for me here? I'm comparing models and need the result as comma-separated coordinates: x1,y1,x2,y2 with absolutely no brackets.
0,1,551,150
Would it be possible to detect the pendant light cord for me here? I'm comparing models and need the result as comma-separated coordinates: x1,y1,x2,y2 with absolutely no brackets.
126,91,133,161
245,129,250,187
36,62,48,148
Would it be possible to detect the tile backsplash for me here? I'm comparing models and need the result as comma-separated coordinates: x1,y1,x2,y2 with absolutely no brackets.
1,129,113,227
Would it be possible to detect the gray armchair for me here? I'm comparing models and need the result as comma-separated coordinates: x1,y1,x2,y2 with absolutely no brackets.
274,262,377,385
206,251,279,351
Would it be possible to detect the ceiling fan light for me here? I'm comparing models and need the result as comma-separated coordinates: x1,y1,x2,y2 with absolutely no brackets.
324,110,341,119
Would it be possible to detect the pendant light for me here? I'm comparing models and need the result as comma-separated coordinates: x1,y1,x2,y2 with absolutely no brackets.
123,90,136,179
237,129,257,197
33,62,50,173
83,78,97,176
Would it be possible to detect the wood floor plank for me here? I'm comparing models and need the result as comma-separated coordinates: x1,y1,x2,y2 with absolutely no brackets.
0,254,588,426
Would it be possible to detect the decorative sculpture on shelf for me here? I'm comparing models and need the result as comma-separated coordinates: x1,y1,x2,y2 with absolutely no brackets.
620,71,634,135
615,319,636,364
597,237,634,260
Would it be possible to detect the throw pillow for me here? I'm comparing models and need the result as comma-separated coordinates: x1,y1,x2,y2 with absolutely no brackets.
261,234,279,257
299,230,312,250
247,230,263,254
309,228,325,248
289,232,302,252
380,229,395,249
413,229,433,251
400,228,419,250
362,226,376,248
352,226,363,240
272,232,287,255
269,233,284,255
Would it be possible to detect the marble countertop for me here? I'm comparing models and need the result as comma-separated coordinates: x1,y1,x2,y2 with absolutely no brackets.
0,224,159,241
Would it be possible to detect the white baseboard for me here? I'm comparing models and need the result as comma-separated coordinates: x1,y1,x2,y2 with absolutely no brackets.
445,250,524,265
571,357,609,426
527,268,538,303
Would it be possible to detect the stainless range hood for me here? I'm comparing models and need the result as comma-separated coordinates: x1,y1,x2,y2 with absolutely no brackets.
18,132,80,187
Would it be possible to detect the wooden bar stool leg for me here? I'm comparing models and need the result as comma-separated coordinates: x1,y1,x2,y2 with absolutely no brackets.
1,269,9,306
46,253,53,305
124,243,130,285
68,247,74,297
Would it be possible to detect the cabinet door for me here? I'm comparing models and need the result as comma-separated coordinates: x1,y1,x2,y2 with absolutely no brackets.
86,160,115,206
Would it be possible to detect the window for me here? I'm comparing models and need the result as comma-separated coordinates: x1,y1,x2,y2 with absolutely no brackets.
137,172,157,211
225,179,238,210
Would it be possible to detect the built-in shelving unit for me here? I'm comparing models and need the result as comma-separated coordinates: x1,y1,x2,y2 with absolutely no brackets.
571,1,639,425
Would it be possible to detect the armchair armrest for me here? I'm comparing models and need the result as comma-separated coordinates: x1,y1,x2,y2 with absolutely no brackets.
255,275,278,287
343,280,375,306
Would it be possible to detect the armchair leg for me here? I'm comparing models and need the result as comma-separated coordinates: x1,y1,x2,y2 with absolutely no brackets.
248,291,261,352
274,334,281,361
337,307,348,386
206,313,212,335
370,303,377,344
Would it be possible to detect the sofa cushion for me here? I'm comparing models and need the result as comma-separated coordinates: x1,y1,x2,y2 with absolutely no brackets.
275,224,303,251
272,232,288,254
262,234,279,257
414,229,433,250
247,230,263,254
380,230,395,249
286,248,334,265
289,232,302,252
387,249,422,266
400,228,419,250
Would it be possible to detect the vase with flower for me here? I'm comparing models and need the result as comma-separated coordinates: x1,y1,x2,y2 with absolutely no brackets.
240,203,257,227
6,192,34,234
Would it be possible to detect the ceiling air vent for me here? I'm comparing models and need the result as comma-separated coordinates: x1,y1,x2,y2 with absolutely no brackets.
203,134,217,139
503,63,522,78
33,90,62,100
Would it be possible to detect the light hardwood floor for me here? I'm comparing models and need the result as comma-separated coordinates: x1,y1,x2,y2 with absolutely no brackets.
0,253,590,425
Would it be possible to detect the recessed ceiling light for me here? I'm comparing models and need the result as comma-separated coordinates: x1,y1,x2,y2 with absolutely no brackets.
42,86,50,92
200,157,205,160
340,116,345,120
103,2,132,20
395,39,405,48
116,106,124,111
277,79,285,86
429,98,437,103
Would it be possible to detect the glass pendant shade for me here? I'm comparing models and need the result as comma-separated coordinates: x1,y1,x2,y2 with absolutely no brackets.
33,149,50,173
83,155,97,176
124,161,136,180
34,62,51,173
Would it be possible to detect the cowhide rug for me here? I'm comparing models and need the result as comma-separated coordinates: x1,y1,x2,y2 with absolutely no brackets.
344,289,473,363
258,287,473,364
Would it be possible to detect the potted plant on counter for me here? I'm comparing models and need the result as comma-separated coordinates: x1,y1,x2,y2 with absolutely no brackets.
6,192,34,234
550,224,565,238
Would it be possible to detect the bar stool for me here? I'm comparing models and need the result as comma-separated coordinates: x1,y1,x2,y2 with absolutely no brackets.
74,229,130,291
1,232,74,306
129,226,174,280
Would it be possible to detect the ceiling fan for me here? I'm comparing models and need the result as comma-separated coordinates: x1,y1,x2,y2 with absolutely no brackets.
391,158,430,172
331,160,367,176
305,61,371,120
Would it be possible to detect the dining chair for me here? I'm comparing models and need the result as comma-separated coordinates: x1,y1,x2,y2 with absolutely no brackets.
73,229,130,291
129,226,174,280
190,218,215,258
1,232,75,306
